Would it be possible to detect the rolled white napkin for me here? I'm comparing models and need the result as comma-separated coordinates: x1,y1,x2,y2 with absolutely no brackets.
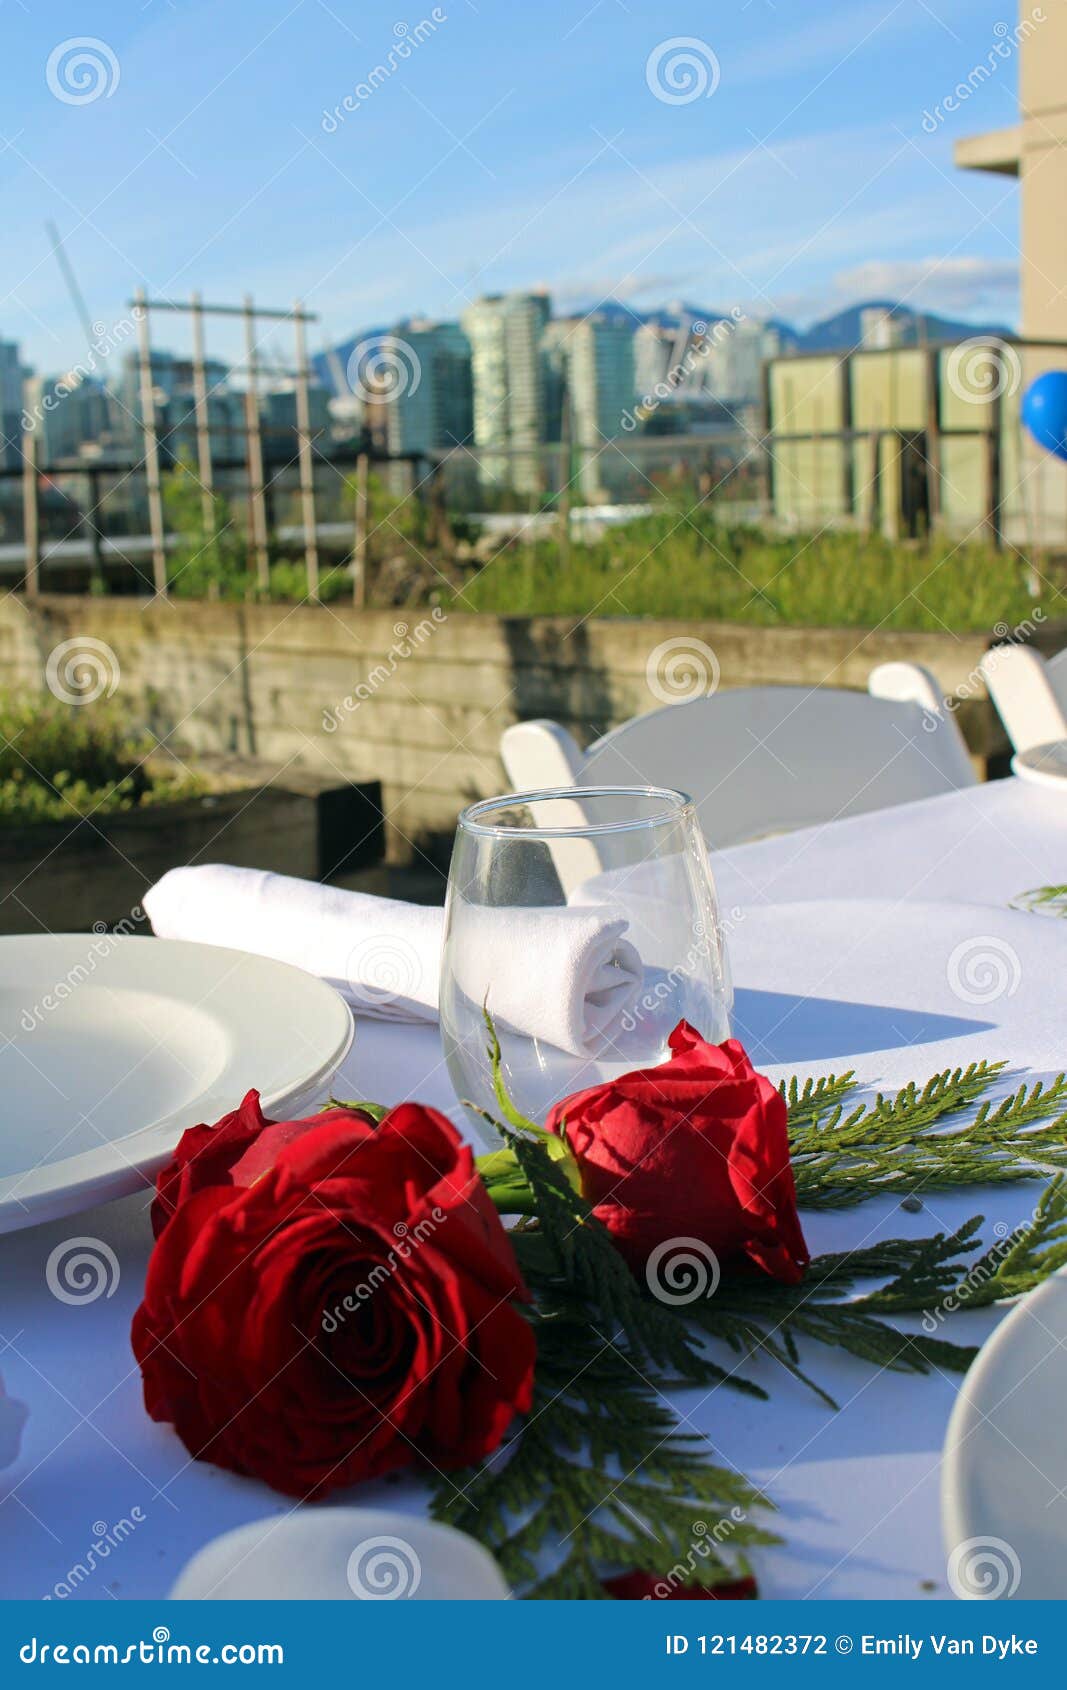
449,902,642,1057
144,865,642,1057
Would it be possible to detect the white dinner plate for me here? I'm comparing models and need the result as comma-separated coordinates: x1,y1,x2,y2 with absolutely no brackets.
0,934,353,1233
170,1510,510,1600
942,1268,1067,1600
1011,740,1067,789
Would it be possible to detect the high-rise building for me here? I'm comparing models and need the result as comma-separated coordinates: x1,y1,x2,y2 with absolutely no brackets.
262,384,332,455
118,348,244,461
955,2,1064,342
540,319,570,444
0,338,25,469
705,319,781,407
633,322,677,399
382,320,473,457
559,316,636,497
33,372,113,462
461,292,550,493
858,307,907,351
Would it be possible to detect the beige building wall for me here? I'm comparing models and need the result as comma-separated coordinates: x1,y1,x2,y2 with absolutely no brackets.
955,5,1067,544
1018,6,1067,341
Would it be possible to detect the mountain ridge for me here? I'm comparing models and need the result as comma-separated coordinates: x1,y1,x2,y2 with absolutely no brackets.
314,299,1016,392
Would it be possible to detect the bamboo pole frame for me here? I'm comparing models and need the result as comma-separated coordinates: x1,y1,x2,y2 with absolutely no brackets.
21,423,39,599
293,300,320,601
130,294,321,596
134,288,168,594
190,289,216,539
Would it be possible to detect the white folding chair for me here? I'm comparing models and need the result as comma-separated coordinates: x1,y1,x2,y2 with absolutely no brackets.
979,645,1067,754
500,665,975,864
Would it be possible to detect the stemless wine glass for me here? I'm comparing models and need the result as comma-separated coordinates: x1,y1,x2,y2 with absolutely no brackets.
440,786,732,1139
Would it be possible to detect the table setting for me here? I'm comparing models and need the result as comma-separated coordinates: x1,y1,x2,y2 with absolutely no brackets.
2,776,1067,1603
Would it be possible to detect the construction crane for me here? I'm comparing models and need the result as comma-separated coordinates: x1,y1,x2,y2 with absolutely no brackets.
45,220,97,350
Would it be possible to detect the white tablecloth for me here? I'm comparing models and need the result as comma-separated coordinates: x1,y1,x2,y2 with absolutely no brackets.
2,778,1066,1602
710,774,1067,912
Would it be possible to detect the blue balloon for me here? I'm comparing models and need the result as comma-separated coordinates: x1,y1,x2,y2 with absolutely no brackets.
1021,371,1067,461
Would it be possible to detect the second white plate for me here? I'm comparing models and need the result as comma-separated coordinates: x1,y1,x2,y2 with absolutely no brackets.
942,1268,1067,1600
1012,740,1067,788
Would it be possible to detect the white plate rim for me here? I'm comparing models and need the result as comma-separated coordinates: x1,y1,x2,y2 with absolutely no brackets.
941,1264,1067,1597
0,934,354,1232
1011,741,1067,789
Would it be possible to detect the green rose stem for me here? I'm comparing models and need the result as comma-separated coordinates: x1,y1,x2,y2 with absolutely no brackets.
330,1010,583,1217
470,1009,583,1212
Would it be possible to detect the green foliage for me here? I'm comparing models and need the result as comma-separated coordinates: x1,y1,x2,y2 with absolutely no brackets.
162,459,357,603
431,1036,1067,1598
0,693,203,824
433,1120,773,1599
450,509,1061,632
433,1327,775,1600
351,468,430,549
784,1061,1067,1206
1014,884,1067,918
267,561,350,603
163,459,251,600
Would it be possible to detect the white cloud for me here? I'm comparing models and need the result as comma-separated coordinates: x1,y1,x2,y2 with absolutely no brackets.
725,1,918,87
831,255,1019,313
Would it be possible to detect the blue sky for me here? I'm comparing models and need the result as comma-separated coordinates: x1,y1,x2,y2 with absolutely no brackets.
1,0,1028,374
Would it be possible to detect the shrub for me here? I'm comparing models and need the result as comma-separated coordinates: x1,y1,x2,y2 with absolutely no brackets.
0,695,204,826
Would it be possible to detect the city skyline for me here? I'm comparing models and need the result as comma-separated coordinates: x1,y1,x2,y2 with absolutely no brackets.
1,0,1029,378
7,281,1008,481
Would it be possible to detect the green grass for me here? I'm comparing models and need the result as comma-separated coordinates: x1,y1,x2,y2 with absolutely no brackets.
0,696,204,826
449,511,1066,633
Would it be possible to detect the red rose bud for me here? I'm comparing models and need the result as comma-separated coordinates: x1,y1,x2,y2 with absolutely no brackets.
132,1103,535,1498
604,1571,759,1601
546,1023,808,1285
150,1091,378,1238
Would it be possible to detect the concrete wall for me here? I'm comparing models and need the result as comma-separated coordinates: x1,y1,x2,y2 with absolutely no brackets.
0,595,1010,864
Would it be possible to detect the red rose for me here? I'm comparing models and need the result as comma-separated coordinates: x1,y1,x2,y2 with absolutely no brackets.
132,1103,535,1498
604,1572,759,1600
150,1091,377,1238
547,1023,808,1284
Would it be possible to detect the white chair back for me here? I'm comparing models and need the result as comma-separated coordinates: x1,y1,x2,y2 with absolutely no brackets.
500,667,975,862
979,645,1067,754
867,659,976,789
574,687,973,850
